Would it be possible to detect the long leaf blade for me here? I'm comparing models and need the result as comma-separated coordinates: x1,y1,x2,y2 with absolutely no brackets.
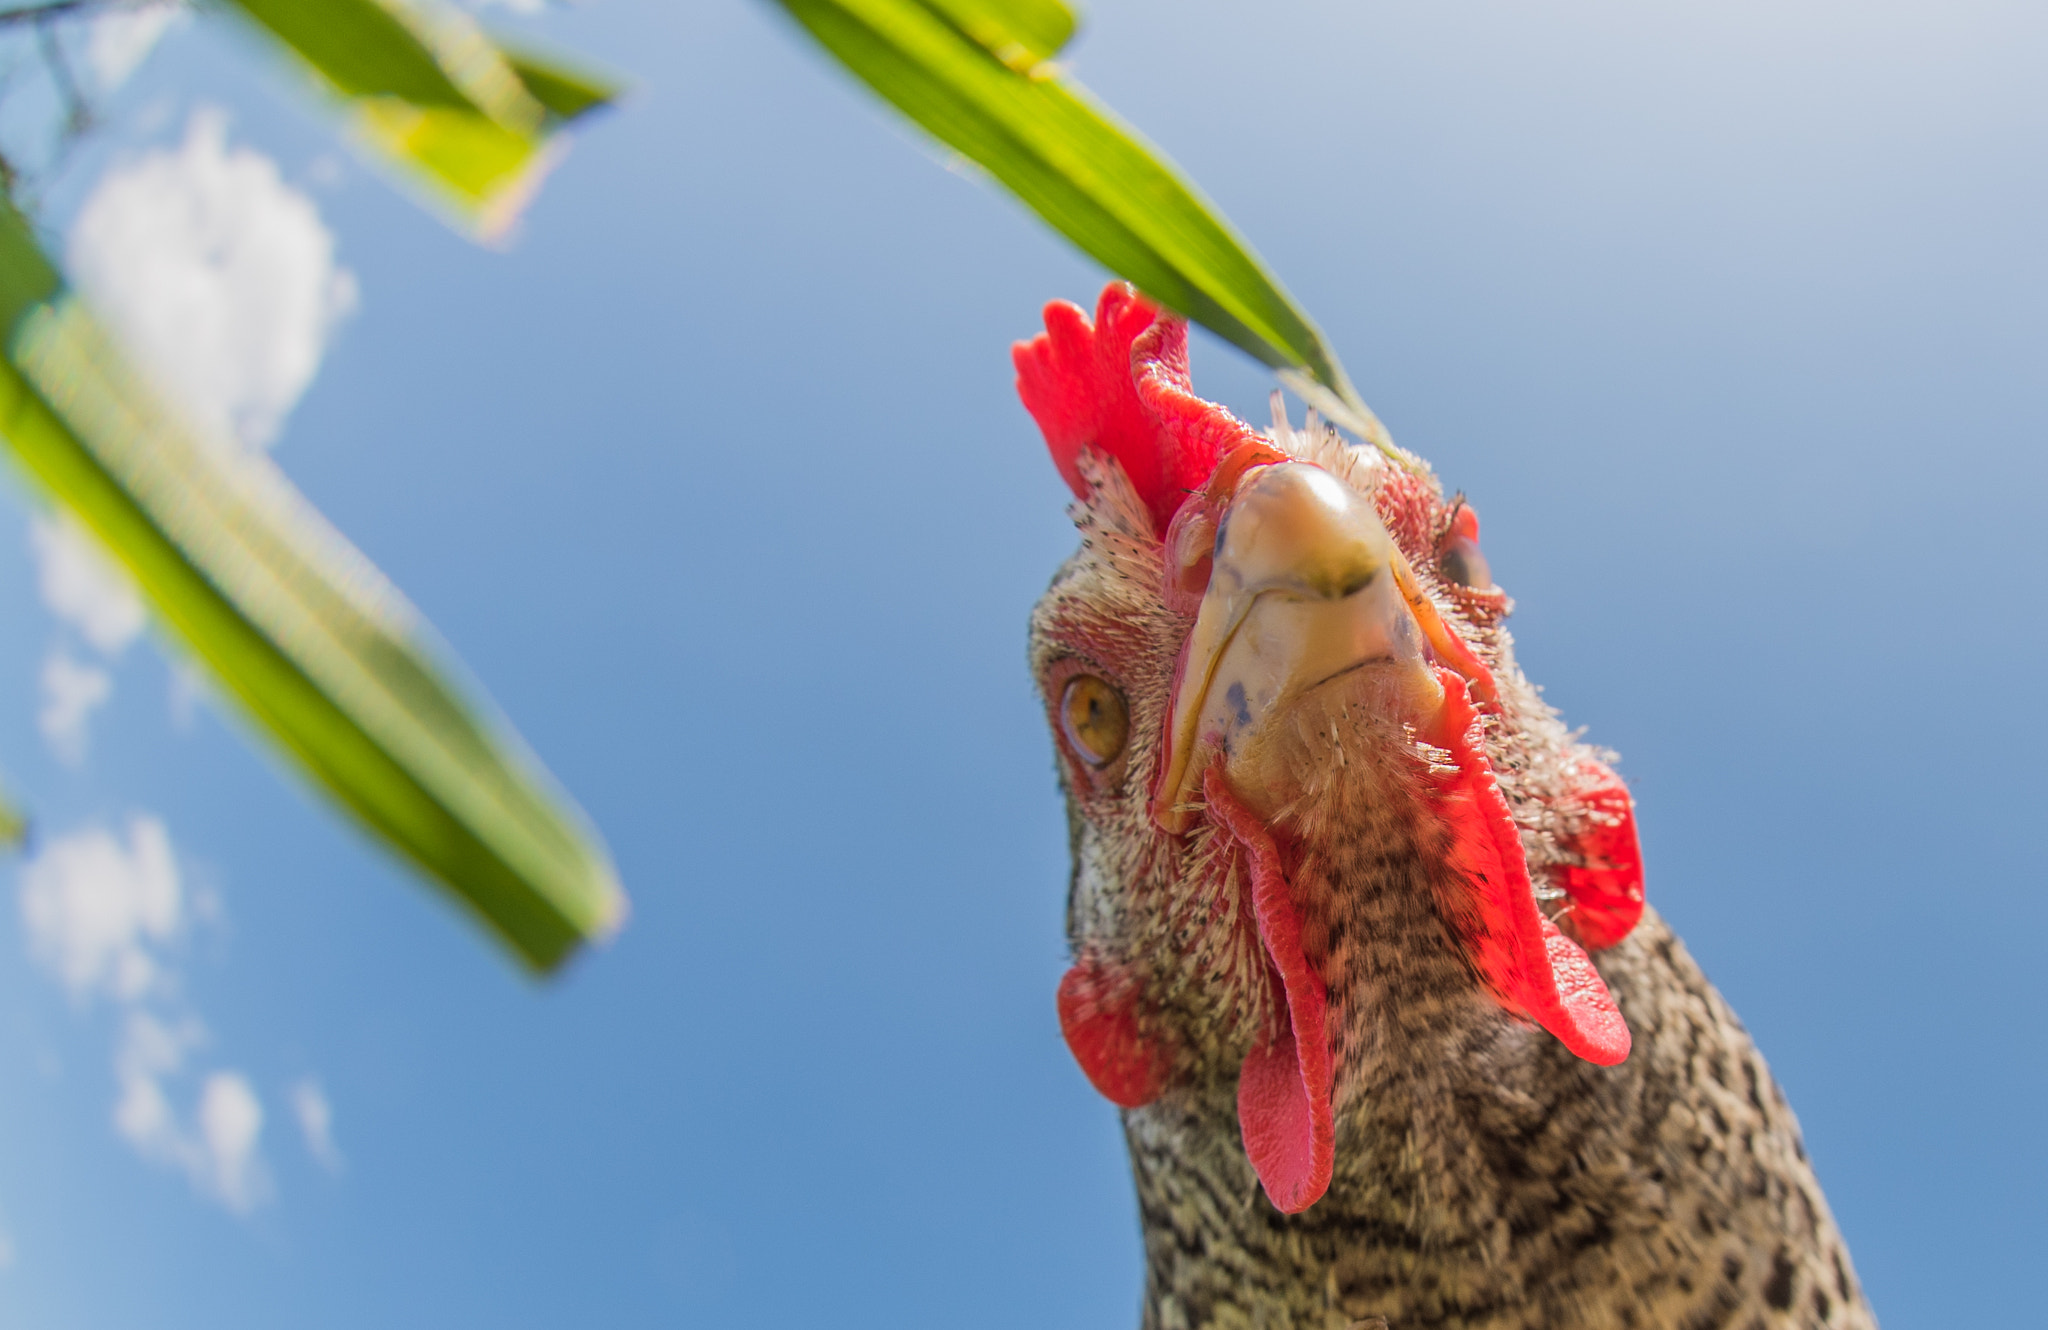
772,0,1390,446
0,199,623,972
223,0,619,237
912,0,1077,70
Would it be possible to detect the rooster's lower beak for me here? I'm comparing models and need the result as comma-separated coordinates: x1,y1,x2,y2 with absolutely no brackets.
1153,461,1465,833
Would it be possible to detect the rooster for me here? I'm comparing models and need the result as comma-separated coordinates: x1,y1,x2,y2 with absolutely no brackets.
1016,284,1874,1330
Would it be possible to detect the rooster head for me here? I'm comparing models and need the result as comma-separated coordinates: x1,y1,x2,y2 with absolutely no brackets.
1017,284,1646,1215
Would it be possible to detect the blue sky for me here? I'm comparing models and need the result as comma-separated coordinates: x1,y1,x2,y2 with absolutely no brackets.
0,0,2040,1324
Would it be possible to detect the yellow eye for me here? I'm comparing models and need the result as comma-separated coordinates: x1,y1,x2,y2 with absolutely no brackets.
1061,674,1129,768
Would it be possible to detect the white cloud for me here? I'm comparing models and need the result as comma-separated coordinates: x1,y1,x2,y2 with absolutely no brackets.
290,1077,342,1173
113,1009,201,1151
19,817,181,1003
67,106,358,452
19,818,285,1214
38,653,112,768
86,1,184,92
29,515,146,763
304,153,347,189
28,515,145,656
112,1015,270,1213
196,1072,267,1210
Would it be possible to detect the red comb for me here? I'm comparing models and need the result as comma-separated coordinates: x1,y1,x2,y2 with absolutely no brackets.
1013,283,1265,537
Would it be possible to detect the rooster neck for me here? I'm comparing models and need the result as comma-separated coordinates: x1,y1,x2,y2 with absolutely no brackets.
1118,910,1877,1330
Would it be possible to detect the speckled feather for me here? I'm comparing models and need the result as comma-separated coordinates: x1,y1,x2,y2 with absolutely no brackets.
1028,412,1875,1330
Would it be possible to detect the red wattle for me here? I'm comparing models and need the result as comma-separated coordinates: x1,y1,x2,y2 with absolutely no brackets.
1558,756,1646,952
1426,670,1631,1066
1205,768,1335,1214
1057,956,1168,1108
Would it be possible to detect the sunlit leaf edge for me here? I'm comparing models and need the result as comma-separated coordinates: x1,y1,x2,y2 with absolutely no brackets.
771,0,1394,452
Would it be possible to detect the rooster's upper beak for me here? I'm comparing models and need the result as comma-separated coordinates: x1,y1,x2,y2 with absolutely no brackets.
1152,459,1486,833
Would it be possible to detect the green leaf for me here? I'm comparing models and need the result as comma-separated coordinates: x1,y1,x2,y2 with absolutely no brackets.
770,0,1393,450
912,0,1077,71
222,0,618,238
224,0,487,113
0,199,624,972
0,778,26,851
501,47,626,122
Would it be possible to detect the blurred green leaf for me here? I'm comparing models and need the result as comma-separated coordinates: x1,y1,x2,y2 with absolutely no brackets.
0,198,624,972
225,0,488,112
501,47,625,121
914,0,1077,71
223,0,618,238
0,778,25,851
771,0,1390,447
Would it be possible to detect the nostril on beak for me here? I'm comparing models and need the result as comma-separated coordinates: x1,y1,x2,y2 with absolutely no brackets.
1153,460,1418,833
1295,552,1379,600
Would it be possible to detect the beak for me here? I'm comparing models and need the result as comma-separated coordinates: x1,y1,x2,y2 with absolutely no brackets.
1148,457,1632,1212
1151,461,1491,833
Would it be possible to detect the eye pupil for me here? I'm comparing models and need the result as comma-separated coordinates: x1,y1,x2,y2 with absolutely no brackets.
1061,674,1129,768
1440,539,1493,590
1439,500,1494,590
